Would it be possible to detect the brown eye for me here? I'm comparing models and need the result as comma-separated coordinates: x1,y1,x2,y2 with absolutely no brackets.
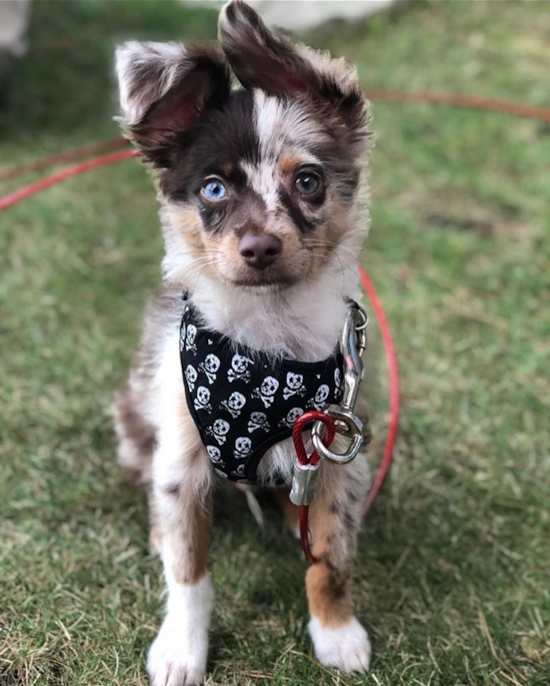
294,172,321,196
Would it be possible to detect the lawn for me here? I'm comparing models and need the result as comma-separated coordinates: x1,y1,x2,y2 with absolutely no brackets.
1,2,549,685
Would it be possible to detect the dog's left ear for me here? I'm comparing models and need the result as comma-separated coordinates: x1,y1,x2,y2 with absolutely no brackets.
218,0,368,142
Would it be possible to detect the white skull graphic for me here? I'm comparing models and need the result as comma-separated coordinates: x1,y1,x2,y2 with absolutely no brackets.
282,371,306,400
185,324,197,353
234,437,252,459
194,386,212,413
206,445,223,465
220,391,247,419
278,406,304,428
199,353,221,384
207,419,230,445
227,354,253,383
308,383,330,410
233,464,247,478
316,384,330,404
185,364,197,392
252,376,279,408
247,411,270,433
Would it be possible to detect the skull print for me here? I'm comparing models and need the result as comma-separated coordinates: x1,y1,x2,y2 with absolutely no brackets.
194,386,212,414
233,464,247,479
307,383,330,411
206,418,230,445
185,324,197,354
251,376,279,408
220,391,247,419
247,411,270,433
185,364,198,392
206,444,223,465
179,300,345,484
199,353,221,384
227,354,253,383
234,437,252,460
278,406,304,428
282,372,307,400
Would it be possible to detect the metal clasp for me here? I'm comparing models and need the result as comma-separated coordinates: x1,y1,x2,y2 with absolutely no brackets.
311,302,368,464
289,462,321,506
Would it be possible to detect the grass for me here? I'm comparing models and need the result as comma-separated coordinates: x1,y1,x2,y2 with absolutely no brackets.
1,1,549,684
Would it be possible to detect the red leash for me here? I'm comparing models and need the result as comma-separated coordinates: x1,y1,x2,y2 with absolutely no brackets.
358,266,399,514
0,136,127,182
0,149,138,211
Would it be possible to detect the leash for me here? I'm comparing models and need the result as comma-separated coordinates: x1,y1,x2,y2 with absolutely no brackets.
0,149,139,210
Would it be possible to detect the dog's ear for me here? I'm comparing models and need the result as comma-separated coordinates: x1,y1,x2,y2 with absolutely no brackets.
218,0,368,141
115,41,231,167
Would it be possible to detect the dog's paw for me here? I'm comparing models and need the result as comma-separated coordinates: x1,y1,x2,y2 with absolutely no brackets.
309,616,371,673
147,620,207,686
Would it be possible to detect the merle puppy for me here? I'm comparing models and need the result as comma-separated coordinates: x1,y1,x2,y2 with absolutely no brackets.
114,1,372,683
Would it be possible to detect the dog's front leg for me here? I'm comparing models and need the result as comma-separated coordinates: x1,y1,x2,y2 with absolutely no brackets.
305,456,371,674
147,381,213,686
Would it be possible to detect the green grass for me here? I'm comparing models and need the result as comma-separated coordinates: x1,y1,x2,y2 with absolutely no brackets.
1,2,549,684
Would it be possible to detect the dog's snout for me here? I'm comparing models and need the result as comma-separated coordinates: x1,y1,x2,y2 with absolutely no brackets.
239,234,282,271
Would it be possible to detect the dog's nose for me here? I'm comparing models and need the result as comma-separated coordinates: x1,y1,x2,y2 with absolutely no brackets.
239,233,282,270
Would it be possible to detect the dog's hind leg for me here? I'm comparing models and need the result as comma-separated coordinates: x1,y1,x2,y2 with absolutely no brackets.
305,453,371,674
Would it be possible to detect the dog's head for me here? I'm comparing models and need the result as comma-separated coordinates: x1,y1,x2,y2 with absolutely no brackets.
116,0,370,292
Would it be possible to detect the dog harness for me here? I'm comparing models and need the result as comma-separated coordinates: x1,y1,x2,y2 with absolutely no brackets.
180,295,345,485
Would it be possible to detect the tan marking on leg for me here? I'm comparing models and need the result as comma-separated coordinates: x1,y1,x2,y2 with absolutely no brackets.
305,478,355,628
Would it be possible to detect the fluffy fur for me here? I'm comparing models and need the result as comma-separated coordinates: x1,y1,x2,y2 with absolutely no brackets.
113,2,373,683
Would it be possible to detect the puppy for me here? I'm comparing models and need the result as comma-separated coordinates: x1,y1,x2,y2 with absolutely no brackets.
114,1,372,683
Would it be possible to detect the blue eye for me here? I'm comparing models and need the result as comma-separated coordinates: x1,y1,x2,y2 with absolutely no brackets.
201,178,228,201
294,172,321,196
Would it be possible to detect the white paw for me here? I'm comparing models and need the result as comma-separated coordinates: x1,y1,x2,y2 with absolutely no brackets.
309,616,371,673
147,619,207,686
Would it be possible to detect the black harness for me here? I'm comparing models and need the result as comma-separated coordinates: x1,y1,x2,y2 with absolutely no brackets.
179,296,344,484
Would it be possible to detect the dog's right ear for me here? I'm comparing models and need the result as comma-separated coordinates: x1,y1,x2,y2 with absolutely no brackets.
115,42,230,167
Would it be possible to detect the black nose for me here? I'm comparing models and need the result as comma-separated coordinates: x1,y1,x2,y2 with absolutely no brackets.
239,233,282,271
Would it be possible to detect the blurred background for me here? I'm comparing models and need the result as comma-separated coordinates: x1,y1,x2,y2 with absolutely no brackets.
1,2,548,685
